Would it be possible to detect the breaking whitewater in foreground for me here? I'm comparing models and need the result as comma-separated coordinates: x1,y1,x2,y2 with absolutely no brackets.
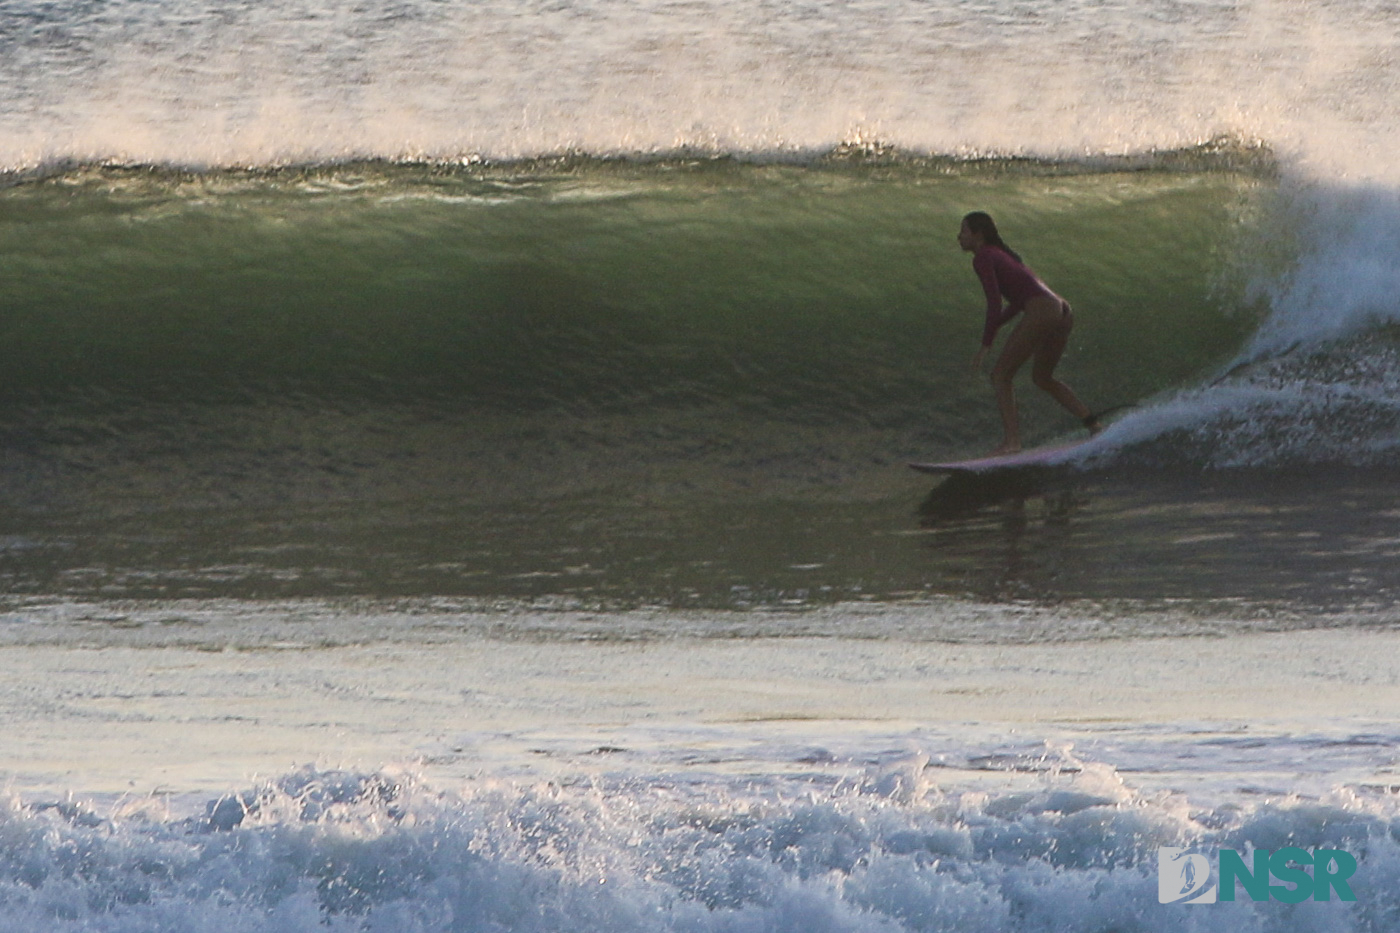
5,757,1399,933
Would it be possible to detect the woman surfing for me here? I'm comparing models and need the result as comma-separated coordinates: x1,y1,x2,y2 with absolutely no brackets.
959,211,1100,455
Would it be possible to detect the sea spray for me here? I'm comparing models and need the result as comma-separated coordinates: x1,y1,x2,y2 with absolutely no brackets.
1,762,1395,932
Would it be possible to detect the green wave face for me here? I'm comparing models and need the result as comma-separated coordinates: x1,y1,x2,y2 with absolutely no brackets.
14,159,1400,612
0,162,1264,443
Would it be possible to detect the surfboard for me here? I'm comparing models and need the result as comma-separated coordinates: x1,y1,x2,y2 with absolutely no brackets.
908,438,1092,475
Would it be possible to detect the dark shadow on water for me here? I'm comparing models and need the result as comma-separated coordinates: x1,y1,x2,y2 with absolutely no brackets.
913,468,1097,603
916,468,1087,525
907,465,1400,612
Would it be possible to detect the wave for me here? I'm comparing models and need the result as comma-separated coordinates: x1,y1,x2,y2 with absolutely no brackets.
0,155,1261,416
1087,176,1400,471
2,143,1399,485
2,761,1395,932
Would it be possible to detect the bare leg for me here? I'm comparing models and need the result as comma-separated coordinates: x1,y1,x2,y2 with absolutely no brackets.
989,297,1094,455
1031,305,1091,415
988,317,1040,455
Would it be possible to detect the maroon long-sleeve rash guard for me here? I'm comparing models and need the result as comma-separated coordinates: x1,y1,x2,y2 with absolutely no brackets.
972,245,1055,348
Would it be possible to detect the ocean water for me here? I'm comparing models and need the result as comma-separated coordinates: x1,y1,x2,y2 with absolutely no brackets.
5,0,1400,929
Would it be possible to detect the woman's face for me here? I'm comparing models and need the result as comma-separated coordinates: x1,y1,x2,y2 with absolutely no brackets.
957,221,980,252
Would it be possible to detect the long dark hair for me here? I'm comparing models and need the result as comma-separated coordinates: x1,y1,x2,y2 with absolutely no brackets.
962,211,1021,263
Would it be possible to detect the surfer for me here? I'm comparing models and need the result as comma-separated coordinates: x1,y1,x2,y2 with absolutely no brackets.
959,211,1100,455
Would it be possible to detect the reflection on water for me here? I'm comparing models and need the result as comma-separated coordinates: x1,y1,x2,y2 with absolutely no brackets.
914,469,1095,603
2,466,1400,617
912,467,1400,613
916,470,1086,524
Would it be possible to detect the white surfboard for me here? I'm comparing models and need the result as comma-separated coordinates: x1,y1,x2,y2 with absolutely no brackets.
908,438,1092,475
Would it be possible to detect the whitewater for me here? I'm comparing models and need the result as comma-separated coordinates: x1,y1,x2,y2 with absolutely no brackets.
5,0,1400,930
